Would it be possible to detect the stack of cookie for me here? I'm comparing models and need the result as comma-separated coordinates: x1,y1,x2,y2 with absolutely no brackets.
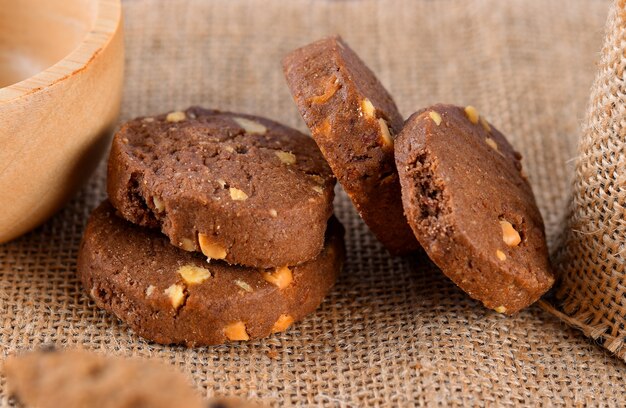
283,36,554,314
78,109,345,346
79,36,556,346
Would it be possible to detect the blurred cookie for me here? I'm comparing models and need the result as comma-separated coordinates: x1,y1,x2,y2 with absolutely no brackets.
107,107,335,268
395,104,554,313
283,36,419,255
78,201,344,346
5,347,204,408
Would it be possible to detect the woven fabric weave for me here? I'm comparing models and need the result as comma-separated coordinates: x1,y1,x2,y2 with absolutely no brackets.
553,0,626,359
0,0,623,406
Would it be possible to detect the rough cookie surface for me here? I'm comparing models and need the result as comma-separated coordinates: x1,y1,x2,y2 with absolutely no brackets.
395,104,554,313
282,35,419,255
107,107,335,268
77,201,345,346
5,348,204,408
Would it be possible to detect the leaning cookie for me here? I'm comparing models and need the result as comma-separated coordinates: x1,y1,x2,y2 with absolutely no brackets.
395,104,554,314
107,107,335,268
282,36,419,255
78,201,344,346
5,347,205,408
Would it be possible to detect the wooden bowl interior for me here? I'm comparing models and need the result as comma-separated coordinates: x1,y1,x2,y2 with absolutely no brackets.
0,0,96,88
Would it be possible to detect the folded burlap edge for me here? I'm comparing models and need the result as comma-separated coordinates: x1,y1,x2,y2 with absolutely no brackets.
548,0,626,361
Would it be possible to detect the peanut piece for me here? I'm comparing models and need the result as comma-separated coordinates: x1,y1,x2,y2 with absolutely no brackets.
494,306,507,314
145,285,155,297
309,76,340,104
464,105,479,124
429,111,442,126
271,314,294,333
166,111,186,123
198,234,227,260
233,117,267,134
180,238,196,252
153,197,165,213
275,151,296,165
361,98,376,118
234,280,253,293
178,265,211,284
229,187,248,201
480,116,491,132
496,250,507,261
378,118,393,147
485,137,499,151
224,321,249,341
500,220,522,247
262,266,293,289
164,284,185,309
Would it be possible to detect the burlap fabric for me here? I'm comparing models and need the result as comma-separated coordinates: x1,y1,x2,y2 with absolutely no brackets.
553,0,626,360
0,0,623,406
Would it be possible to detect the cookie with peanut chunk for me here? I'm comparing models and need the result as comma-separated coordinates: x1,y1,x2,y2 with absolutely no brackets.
78,201,344,346
394,104,554,314
107,107,335,268
282,36,419,255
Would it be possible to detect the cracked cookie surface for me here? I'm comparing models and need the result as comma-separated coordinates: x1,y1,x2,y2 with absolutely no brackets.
78,201,345,346
107,107,335,268
395,104,554,314
282,36,419,255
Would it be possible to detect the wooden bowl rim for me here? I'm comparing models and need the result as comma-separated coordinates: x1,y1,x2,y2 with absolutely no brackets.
0,0,122,102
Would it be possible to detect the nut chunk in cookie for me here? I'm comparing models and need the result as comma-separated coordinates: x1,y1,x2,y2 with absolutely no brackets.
283,35,419,255
395,104,554,314
107,107,335,268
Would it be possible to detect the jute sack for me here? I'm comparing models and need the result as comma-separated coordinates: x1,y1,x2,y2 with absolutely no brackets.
553,0,626,359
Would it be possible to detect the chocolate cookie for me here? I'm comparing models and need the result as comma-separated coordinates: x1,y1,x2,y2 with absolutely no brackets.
282,36,419,255
395,104,554,314
107,107,335,268
78,201,344,346
5,348,204,408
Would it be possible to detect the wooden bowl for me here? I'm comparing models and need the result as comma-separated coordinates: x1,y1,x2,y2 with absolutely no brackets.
0,0,124,243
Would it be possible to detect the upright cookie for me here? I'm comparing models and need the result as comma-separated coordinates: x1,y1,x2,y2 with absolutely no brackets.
5,348,205,408
78,201,344,346
108,107,335,268
395,104,554,314
282,36,419,255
